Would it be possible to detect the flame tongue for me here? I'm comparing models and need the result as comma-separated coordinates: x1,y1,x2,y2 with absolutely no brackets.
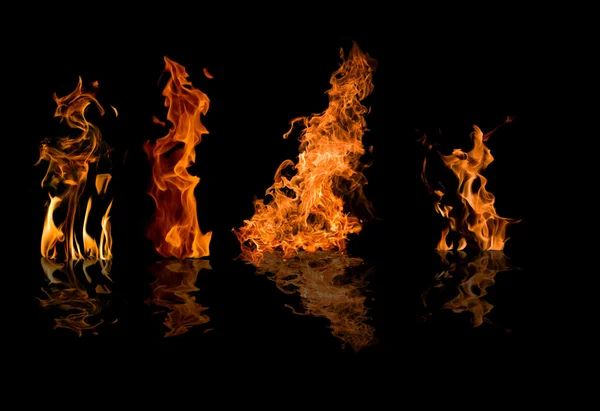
37,78,114,262
82,197,99,258
41,195,64,259
235,43,375,264
144,57,212,259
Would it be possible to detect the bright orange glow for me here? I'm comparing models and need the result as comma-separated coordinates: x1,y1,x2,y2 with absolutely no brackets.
95,173,112,196
254,251,376,351
37,78,114,262
144,57,212,259
421,118,519,251
146,259,211,337
235,42,376,265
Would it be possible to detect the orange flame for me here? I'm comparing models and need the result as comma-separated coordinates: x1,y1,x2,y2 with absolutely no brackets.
422,251,517,327
234,42,376,265
38,257,114,336
202,68,214,79
254,251,376,352
144,57,212,259
421,118,519,251
37,78,114,262
146,259,211,337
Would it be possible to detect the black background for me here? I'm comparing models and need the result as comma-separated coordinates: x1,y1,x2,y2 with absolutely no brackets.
14,29,563,352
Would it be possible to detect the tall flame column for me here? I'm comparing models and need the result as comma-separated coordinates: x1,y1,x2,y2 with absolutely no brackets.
144,57,212,259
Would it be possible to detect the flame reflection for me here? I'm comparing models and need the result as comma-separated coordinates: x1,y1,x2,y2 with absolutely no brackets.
248,251,376,351
146,259,211,337
38,257,114,336
422,250,518,328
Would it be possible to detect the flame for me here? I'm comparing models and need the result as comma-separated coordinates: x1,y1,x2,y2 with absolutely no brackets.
144,57,212,259
253,251,376,351
422,250,517,327
41,195,64,260
95,173,112,195
421,118,519,251
235,42,376,265
99,199,113,261
202,68,214,79
37,78,114,262
146,259,211,337
38,257,113,336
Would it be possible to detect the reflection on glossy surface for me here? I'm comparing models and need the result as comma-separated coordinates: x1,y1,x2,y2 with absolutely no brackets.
422,250,518,327
250,251,375,351
38,257,114,336
146,259,211,337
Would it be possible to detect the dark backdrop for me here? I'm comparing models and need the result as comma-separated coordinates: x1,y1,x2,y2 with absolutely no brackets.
14,31,560,351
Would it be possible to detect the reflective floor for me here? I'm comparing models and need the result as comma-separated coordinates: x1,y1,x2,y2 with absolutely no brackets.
30,244,544,351
411,247,551,343
30,246,385,352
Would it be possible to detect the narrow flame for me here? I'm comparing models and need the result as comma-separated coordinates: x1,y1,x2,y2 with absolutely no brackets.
235,42,376,265
37,78,114,262
254,251,376,352
422,251,517,327
202,68,214,79
38,257,113,336
144,57,212,259
82,197,99,258
41,195,64,260
99,200,113,261
146,259,211,337
421,118,519,251
95,173,112,196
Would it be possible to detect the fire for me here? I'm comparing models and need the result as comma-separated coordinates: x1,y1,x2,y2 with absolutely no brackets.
37,78,114,262
146,259,211,337
235,42,376,265
38,257,114,336
144,57,212,259
254,251,376,351
202,68,214,79
422,250,517,327
421,118,519,251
